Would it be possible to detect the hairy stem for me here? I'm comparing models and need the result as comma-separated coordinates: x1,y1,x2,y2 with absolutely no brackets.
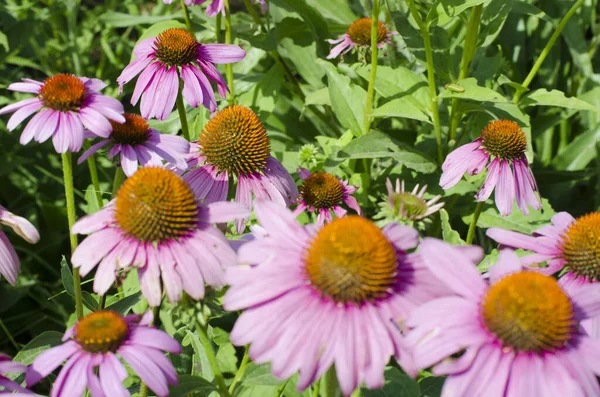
363,0,381,134
180,0,193,33
176,83,191,141
228,346,250,394
197,320,230,397
224,0,236,104
466,201,485,245
111,167,126,197
83,141,104,208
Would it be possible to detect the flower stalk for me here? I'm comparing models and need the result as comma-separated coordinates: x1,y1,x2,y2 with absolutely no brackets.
197,319,230,397
176,83,191,141
180,0,193,33
224,0,236,104
466,201,485,244
363,0,381,134
83,141,104,208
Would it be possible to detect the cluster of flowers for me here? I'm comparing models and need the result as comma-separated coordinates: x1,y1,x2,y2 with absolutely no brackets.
0,10,599,397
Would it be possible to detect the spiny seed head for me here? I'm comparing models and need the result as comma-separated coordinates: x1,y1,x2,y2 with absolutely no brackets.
391,192,429,219
40,74,86,112
562,212,600,281
115,167,198,243
154,28,198,66
482,272,575,354
199,106,270,176
346,18,388,47
300,172,344,209
480,120,527,160
75,311,129,354
110,113,150,145
305,216,397,304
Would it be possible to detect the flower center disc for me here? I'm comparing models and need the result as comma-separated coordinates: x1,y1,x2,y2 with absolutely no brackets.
346,18,388,47
75,311,128,353
392,192,428,218
480,120,527,160
40,74,86,112
482,272,575,353
305,216,397,304
115,167,199,243
154,28,198,66
199,106,270,176
300,172,344,209
111,114,150,145
562,213,600,281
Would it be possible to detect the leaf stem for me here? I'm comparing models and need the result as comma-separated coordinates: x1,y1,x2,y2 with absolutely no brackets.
111,167,126,197
228,346,249,394
180,0,194,33
176,83,191,141
197,320,230,397
224,0,236,104
363,0,381,134
61,152,83,319
513,0,585,103
466,201,485,245
82,141,104,208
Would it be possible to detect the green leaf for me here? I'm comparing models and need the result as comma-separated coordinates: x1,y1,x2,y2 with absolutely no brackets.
306,0,356,24
362,367,420,397
419,376,445,397
520,89,596,111
138,20,188,44
168,375,217,397
272,0,330,56
0,31,9,52
479,0,516,47
99,12,181,28
440,209,465,245
60,256,75,297
84,184,102,215
81,292,98,312
14,331,63,365
243,363,285,386
305,88,330,106
439,78,506,103
186,330,214,380
552,126,600,171
105,292,142,315
372,98,430,123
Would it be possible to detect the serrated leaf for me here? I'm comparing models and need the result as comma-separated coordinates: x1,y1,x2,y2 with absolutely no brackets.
168,375,217,397
14,331,63,365
520,89,596,111
439,78,506,103
362,367,420,397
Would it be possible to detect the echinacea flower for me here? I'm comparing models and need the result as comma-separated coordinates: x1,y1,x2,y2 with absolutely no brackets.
406,239,600,397
374,178,444,229
71,167,249,306
163,0,267,16
117,28,245,118
292,168,361,226
183,106,297,233
1,353,33,395
0,75,125,153
440,119,541,216
487,211,600,337
327,18,396,60
0,205,39,285
78,113,190,177
27,310,180,397
224,201,452,395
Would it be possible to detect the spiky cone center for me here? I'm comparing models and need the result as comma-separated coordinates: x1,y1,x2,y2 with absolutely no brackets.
305,216,397,304
392,192,429,219
199,106,270,176
562,213,600,281
154,28,198,66
300,172,344,210
40,74,86,112
75,311,129,354
115,167,199,243
482,272,575,354
110,113,151,145
480,120,527,160
346,18,388,47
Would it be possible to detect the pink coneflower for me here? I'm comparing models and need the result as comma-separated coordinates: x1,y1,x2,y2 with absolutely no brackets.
77,113,190,177
1,354,33,394
0,75,125,153
117,28,245,118
406,239,600,396
163,0,267,16
71,167,249,306
27,310,180,397
0,205,39,285
292,168,361,226
223,201,452,395
183,106,297,233
440,120,541,216
487,211,600,337
327,18,396,60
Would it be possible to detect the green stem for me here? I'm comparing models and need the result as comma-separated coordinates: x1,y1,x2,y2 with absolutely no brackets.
228,346,250,394
513,0,585,103
448,4,483,146
243,0,263,26
61,153,83,319
67,1,82,76
197,320,230,397
180,0,193,33
407,0,443,164
224,0,236,104
322,366,339,397
312,381,320,397
274,380,290,397
363,0,381,134
111,167,126,197
216,13,222,43
466,201,485,245
83,141,104,207
176,83,191,141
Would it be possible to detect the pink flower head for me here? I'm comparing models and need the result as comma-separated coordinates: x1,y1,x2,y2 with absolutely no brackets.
182,106,297,234
406,239,600,397
27,310,181,397
440,119,541,216
0,205,39,285
293,168,361,226
117,28,245,119
162,0,267,16
0,75,125,153
327,18,396,60
71,167,249,306
77,113,190,177
223,201,451,395
487,211,600,337
0,354,33,394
